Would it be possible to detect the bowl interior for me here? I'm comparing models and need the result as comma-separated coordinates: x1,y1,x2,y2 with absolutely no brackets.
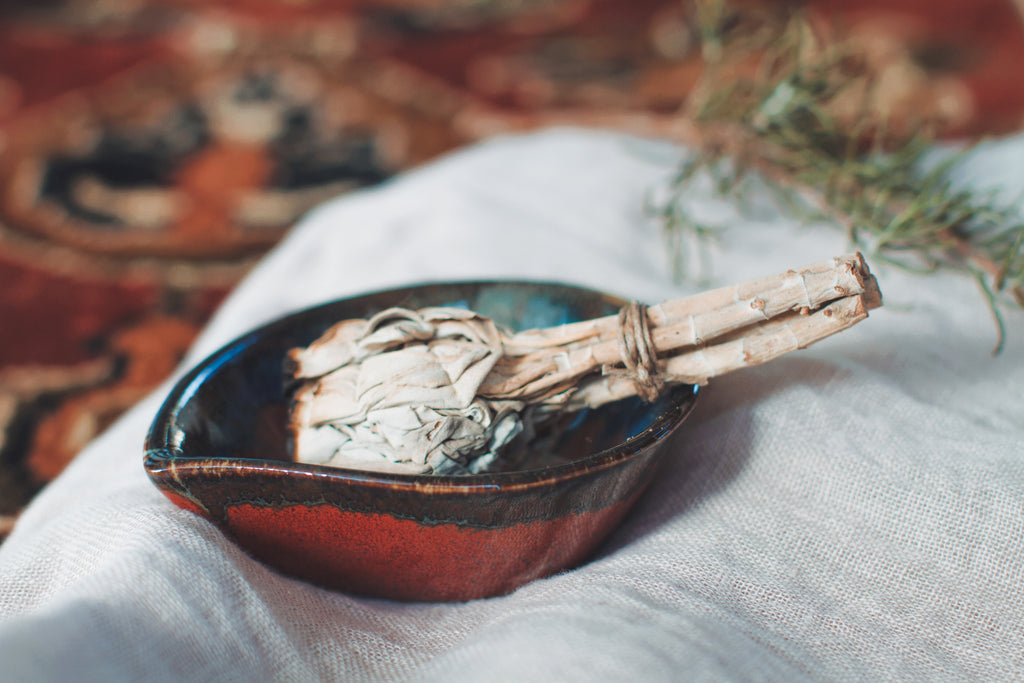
148,281,697,479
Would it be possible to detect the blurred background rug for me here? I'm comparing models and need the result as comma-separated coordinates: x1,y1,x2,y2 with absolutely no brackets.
1,0,1023,538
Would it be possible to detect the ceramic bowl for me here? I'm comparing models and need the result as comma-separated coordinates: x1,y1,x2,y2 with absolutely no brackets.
144,282,699,602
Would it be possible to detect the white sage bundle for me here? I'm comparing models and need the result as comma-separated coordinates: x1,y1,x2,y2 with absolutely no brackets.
286,307,528,475
287,253,882,475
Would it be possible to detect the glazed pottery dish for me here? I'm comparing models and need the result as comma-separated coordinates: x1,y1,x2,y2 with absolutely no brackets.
144,282,699,601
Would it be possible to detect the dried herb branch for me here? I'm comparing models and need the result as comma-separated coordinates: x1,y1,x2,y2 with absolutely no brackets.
659,0,1024,352
288,255,880,475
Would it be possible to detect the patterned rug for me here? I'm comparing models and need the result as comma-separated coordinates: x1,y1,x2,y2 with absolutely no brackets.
2,0,1023,537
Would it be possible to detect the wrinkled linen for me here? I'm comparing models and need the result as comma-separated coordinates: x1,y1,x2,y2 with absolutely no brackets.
1,128,1023,681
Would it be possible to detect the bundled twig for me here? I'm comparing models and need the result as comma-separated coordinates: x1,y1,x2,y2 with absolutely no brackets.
486,252,879,406
287,254,881,476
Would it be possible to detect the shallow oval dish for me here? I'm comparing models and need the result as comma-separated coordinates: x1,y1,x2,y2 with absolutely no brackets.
144,282,699,602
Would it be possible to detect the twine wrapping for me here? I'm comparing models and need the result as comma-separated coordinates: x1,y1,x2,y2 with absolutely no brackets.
614,302,665,402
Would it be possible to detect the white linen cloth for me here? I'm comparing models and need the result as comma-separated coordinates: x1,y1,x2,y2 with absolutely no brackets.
1,128,1022,681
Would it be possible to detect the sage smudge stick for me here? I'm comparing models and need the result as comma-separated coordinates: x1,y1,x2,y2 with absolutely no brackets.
287,253,881,476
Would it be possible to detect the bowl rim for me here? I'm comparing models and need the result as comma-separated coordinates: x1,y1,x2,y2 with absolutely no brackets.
144,280,700,495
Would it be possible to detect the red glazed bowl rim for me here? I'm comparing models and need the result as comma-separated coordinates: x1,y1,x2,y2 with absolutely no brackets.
144,281,700,496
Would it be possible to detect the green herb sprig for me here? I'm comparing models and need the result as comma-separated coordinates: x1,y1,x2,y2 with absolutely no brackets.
658,0,1024,353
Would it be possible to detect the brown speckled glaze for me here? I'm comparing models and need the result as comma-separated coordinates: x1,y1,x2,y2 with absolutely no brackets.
144,282,698,601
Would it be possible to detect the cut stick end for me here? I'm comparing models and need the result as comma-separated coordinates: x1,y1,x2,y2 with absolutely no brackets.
862,273,883,311
843,251,883,311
